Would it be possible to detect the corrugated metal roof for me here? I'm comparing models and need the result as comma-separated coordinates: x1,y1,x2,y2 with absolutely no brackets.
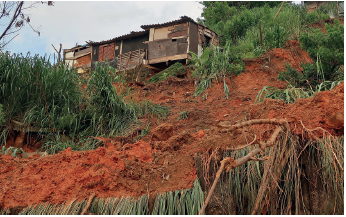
88,16,216,47
90,30,149,46
140,16,197,30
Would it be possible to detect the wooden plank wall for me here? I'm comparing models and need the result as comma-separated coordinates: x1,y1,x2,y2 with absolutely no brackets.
189,22,199,54
117,49,145,71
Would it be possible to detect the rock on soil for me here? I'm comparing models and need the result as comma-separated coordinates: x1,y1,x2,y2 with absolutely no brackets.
151,123,174,141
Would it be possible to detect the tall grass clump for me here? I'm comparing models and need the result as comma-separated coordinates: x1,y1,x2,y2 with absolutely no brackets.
0,53,170,153
189,42,244,98
85,62,170,136
0,53,81,143
152,178,204,215
255,80,342,104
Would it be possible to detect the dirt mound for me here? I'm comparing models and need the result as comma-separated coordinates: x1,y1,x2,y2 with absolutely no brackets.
0,138,198,209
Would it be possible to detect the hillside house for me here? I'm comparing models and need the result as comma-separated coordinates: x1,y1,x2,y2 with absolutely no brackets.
63,43,92,73
63,16,219,72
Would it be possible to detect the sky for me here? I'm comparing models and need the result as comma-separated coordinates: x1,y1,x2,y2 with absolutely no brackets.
1,1,204,59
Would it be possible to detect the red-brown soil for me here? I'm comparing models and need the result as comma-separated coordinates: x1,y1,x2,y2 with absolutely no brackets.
0,39,344,209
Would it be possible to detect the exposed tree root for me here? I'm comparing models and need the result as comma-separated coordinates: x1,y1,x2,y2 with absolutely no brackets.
199,119,288,215
218,118,286,133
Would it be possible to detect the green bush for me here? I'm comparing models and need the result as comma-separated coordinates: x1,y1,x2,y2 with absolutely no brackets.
305,11,330,24
298,19,344,82
146,62,185,84
200,2,336,59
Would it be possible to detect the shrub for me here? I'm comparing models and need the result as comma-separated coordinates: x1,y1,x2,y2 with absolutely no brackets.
0,54,170,152
298,19,344,82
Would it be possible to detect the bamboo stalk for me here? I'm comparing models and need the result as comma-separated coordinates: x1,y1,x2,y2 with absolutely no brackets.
81,192,96,215
274,1,285,21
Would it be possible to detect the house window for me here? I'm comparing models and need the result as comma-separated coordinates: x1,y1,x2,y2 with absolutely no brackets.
98,43,115,62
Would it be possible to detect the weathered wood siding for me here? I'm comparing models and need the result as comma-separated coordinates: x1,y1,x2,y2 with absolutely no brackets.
148,38,188,60
117,49,146,70
189,22,199,55
74,47,91,58
154,27,169,40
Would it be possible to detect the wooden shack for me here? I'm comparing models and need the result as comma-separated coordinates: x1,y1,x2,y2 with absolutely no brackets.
141,16,219,64
63,16,219,72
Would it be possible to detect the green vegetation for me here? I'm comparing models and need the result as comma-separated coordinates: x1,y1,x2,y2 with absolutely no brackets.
0,53,170,154
152,178,204,215
258,18,344,104
298,19,344,83
189,42,244,98
255,80,342,104
0,104,4,125
177,111,190,120
189,2,341,100
1,146,28,158
146,62,185,84
199,2,337,59
136,122,151,141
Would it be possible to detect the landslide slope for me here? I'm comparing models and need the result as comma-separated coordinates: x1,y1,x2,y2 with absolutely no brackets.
0,40,343,211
